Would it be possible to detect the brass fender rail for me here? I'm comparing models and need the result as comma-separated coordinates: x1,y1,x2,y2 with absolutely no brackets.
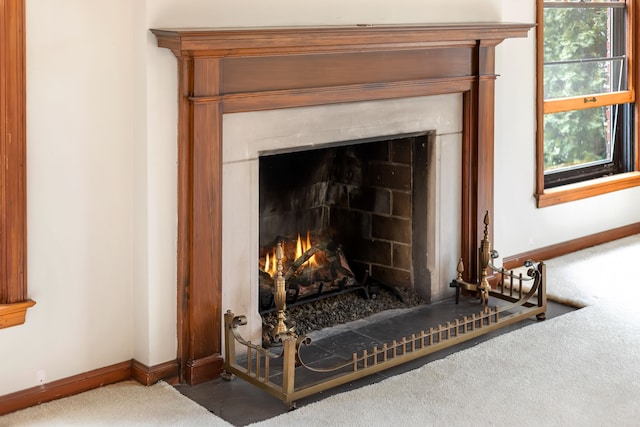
222,260,546,409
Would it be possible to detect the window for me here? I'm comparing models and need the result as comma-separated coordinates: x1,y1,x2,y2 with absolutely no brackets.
1,0,32,329
536,0,640,206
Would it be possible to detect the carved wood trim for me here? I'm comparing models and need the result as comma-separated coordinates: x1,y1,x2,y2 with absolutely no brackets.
131,359,180,386
152,23,533,385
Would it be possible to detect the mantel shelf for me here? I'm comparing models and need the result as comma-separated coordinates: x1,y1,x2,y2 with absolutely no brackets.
152,22,534,57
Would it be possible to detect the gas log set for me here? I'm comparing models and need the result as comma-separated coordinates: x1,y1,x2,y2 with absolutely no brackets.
259,231,362,313
258,231,419,343
260,230,433,349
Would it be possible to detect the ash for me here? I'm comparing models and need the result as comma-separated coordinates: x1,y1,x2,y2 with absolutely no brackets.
262,286,425,335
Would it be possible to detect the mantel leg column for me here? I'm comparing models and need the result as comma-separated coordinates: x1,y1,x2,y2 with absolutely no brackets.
176,56,225,385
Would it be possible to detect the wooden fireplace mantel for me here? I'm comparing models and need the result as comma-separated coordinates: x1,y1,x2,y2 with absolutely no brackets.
151,22,533,385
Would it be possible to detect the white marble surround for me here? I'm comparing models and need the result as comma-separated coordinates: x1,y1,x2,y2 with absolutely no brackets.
222,94,463,342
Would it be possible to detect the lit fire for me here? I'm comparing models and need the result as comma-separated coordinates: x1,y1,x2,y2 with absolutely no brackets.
264,249,277,277
261,230,318,278
296,231,318,269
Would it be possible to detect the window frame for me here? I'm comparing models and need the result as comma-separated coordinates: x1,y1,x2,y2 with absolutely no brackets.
0,0,33,329
536,0,640,207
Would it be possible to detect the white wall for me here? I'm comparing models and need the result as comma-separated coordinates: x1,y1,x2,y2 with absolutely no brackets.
0,0,135,396
147,0,501,27
2,0,639,398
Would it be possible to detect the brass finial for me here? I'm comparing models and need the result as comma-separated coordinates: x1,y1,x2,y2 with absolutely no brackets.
274,242,289,336
483,211,490,240
479,211,492,312
456,258,464,281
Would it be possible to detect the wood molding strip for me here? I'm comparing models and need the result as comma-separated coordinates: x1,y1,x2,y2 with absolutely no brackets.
536,172,640,208
131,359,180,386
0,361,132,416
221,77,475,114
503,222,640,270
0,359,179,416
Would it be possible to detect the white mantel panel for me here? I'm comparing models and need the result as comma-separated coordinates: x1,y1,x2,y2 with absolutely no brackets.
223,95,463,163
222,95,462,340
428,133,463,302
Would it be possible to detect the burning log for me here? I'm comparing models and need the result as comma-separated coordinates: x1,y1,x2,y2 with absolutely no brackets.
259,236,358,312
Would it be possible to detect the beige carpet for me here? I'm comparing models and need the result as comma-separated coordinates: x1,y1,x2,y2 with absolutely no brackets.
536,234,640,308
2,235,639,426
252,305,640,426
0,381,232,427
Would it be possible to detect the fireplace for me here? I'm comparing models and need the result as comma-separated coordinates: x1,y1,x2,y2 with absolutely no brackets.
152,22,534,385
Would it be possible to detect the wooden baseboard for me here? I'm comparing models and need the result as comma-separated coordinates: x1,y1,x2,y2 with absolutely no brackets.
503,222,640,270
132,359,180,386
0,361,131,416
0,358,180,416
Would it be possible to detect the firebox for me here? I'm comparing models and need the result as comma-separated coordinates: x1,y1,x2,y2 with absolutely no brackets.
258,133,432,312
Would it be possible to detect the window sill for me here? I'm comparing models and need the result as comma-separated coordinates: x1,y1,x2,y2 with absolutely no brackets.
536,172,640,208
0,300,36,329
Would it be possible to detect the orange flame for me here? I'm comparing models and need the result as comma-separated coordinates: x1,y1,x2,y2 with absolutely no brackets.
296,231,318,268
296,234,303,260
262,231,318,278
265,251,271,271
263,248,278,277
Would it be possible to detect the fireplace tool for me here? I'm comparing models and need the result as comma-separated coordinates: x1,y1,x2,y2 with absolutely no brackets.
222,211,547,409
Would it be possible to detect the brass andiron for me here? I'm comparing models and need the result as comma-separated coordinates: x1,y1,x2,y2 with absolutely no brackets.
478,212,492,306
273,242,292,338
451,211,493,312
